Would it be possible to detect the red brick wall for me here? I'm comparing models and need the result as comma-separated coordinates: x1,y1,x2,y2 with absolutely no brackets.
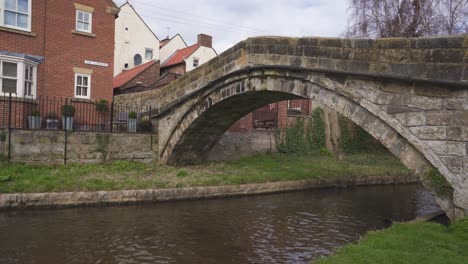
162,63,186,75
229,113,254,132
228,99,312,132
0,0,116,102
122,61,160,90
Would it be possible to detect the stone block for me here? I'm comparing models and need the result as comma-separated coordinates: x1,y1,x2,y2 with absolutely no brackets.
426,111,452,125
375,38,410,49
392,112,426,127
444,99,468,110
463,127,468,141
446,127,462,141
410,126,446,140
464,158,468,174
424,49,464,63
440,156,464,173
351,39,374,48
387,106,419,114
426,64,463,81
406,64,427,78
410,36,464,49
426,140,466,156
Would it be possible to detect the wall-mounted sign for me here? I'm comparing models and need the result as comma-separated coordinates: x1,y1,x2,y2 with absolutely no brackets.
84,60,108,67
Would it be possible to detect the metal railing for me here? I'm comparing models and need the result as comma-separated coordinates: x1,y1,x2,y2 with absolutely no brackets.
0,93,158,133
253,103,278,129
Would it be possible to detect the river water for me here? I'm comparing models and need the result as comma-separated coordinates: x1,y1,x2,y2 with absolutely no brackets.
0,184,441,264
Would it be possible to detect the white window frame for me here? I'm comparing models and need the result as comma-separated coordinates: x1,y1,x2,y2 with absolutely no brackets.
0,0,32,32
193,57,199,67
75,9,92,33
74,73,91,99
0,55,37,99
145,48,153,60
23,64,34,97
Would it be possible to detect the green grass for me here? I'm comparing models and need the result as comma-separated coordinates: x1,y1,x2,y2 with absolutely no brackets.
314,218,468,264
0,152,411,193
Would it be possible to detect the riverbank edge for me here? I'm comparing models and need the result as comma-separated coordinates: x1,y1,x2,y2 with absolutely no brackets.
0,174,418,209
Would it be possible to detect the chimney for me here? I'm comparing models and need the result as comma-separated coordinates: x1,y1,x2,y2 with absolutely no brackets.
197,34,212,48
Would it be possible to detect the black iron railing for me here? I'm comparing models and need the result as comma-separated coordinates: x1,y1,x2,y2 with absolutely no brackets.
0,94,158,133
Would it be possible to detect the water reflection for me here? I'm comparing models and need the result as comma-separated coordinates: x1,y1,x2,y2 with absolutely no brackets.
0,184,440,264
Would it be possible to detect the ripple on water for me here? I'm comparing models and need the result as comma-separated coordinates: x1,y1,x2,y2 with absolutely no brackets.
0,184,440,264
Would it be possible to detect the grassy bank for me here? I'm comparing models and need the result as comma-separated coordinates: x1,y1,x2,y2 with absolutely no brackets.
314,218,468,264
0,152,411,193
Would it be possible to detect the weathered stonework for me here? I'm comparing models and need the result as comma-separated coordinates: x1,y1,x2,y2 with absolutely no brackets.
0,174,418,209
114,35,468,219
6,130,158,164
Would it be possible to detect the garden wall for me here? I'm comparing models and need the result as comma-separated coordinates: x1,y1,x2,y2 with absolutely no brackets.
3,129,158,164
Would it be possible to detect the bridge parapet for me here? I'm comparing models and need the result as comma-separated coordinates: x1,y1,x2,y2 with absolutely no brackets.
114,35,467,108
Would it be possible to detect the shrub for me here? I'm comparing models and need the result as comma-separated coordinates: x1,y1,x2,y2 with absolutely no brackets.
96,99,109,113
61,105,76,117
30,110,40,116
128,111,137,119
138,120,153,132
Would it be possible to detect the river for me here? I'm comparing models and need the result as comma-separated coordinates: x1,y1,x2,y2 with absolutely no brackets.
0,184,441,264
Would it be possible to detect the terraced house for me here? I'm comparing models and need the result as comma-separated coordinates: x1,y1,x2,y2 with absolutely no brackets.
0,0,119,128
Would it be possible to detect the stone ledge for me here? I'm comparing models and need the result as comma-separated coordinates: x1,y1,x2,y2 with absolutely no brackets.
0,175,418,209
0,26,36,37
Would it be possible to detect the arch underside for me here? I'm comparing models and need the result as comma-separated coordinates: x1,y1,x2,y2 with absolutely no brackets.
168,91,301,165
161,70,466,219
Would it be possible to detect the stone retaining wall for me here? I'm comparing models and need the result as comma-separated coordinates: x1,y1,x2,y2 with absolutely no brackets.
208,130,276,161
5,129,158,164
0,129,6,158
0,174,418,209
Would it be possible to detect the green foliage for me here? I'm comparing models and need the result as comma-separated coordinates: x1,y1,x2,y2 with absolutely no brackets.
314,218,468,264
128,111,137,119
95,99,109,113
339,117,385,154
138,120,153,133
0,175,11,182
0,152,410,193
0,131,6,142
310,107,326,150
30,110,40,116
424,168,453,197
284,116,307,153
276,107,327,154
177,170,188,178
61,105,76,117
96,134,110,161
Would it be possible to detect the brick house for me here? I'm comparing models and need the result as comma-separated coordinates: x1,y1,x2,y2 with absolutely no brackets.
0,0,119,129
161,34,217,75
0,0,118,101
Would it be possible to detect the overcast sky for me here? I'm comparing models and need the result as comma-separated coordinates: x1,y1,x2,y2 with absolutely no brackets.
113,0,349,53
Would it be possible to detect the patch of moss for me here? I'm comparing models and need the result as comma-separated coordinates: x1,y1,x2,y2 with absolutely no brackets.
424,168,453,197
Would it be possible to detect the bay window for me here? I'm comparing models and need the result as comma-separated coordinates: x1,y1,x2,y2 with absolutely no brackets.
0,56,37,98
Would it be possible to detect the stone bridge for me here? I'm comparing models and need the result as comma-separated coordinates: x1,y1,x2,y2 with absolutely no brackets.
115,35,467,219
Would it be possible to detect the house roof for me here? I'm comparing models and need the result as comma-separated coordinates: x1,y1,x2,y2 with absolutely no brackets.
160,33,188,48
113,60,158,89
119,2,159,41
162,44,200,67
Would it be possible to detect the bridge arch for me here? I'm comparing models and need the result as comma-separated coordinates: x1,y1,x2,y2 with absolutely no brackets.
159,67,465,219
115,36,467,219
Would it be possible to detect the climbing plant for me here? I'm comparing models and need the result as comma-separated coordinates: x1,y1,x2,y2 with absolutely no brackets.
309,107,326,151
276,107,327,155
338,116,386,154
